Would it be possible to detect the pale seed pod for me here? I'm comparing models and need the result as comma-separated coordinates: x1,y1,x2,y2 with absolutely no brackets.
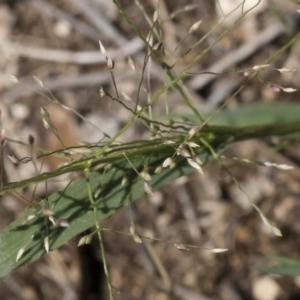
173,243,189,251
189,20,202,33
143,181,153,196
19,157,32,164
275,164,293,170
187,158,201,170
94,186,102,198
85,235,93,244
25,215,35,223
210,248,228,253
99,41,107,56
9,74,19,83
78,234,93,246
16,247,26,262
48,216,56,226
44,237,49,253
121,176,128,186
282,87,297,93
132,234,143,244
129,224,135,235
121,91,132,102
107,57,114,69
42,209,55,217
162,157,173,168
140,171,151,182
188,127,198,139
263,162,293,170
40,107,50,118
277,68,296,73
186,142,200,148
7,155,19,164
146,32,153,46
153,42,162,51
154,165,163,174
195,156,203,165
78,236,86,247
33,75,45,88
99,86,106,97
252,64,269,71
42,118,51,130
153,10,158,22
261,215,282,237
269,84,281,93
57,219,69,227
179,147,191,158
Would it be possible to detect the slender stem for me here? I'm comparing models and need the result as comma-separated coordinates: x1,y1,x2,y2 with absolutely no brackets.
2,120,300,196
85,166,114,300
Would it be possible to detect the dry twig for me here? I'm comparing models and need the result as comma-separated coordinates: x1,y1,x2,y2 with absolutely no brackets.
28,0,100,41
186,20,290,91
0,39,144,65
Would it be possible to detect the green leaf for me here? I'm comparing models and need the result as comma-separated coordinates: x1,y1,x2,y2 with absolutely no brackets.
179,103,300,127
0,149,216,280
2,102,300,280
254,256,300,276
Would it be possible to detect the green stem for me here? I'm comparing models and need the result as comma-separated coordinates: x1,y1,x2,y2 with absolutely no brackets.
85,166,114,300
2,121,300,196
